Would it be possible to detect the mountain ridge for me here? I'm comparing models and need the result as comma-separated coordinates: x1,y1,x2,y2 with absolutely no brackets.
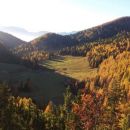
3,16,130,52
69,16,130,43
30,33,77,51
28,16,130,51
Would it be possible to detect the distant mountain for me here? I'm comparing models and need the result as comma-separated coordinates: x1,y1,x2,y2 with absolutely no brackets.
70,16,130,43
0,26,76,41
0,26,48,41
58,31,77,36
0,31,26,48
31,33,77,51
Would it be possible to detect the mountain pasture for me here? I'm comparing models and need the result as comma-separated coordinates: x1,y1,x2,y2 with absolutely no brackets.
42,56,97,81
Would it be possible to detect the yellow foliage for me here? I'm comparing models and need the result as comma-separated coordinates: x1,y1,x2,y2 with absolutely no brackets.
44,101,54,113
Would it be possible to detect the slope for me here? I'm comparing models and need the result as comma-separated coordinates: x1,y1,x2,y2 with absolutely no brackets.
0,42,20,64
31,33,77,51
0,31,26,48
70,16,130,43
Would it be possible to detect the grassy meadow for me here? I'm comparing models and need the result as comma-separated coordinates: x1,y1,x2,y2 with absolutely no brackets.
42,56,97,81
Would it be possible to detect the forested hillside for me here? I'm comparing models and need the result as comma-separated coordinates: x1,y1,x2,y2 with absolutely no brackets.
58,32,130,56
0,42,21,64
87,32,130,67
70,16,130,43
13,44,49,63
31,33,77,51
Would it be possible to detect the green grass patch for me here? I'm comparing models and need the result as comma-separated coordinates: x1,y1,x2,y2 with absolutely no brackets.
42,56,97,81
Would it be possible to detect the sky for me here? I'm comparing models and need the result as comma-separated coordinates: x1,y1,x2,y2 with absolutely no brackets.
0,0,130,32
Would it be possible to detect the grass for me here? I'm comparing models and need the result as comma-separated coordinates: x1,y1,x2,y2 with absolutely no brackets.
0,56,97,106
42,56,97,81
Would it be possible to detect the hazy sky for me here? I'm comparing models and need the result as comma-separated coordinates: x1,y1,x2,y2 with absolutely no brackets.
0,0,130,32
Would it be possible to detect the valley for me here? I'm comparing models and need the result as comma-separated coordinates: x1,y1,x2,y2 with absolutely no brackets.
0,16,130,130
0,56,97,106
42,56,97,80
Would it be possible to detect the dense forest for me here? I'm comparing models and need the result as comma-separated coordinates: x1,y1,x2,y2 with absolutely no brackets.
87,32,130,68
13,44,49,63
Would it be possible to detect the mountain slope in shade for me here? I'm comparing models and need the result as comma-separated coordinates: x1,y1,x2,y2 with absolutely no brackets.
70,16,130,43
0,42,20,64
31,33,77,51
0,31,26,48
